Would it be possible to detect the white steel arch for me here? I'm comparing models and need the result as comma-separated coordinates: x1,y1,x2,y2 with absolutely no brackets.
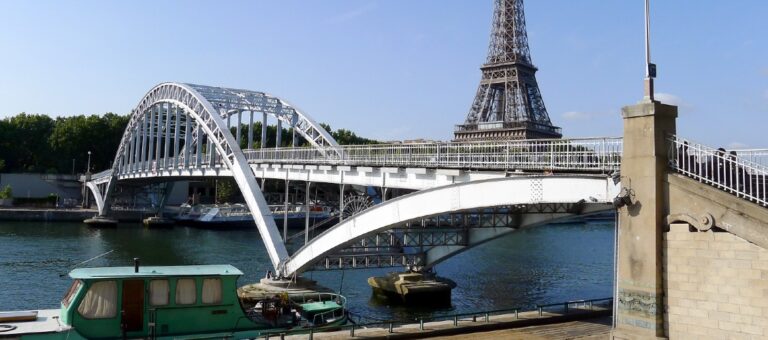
283,175,619,275
100,82,342,272
187,83,340,151
84,182,105,214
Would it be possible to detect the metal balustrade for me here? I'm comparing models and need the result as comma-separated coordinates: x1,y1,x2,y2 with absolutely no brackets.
90,137,623,182
669,136,768,206
727,149,768,168
243,137,623,172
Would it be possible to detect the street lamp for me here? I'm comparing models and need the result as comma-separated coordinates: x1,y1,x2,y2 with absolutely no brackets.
87,151,92,174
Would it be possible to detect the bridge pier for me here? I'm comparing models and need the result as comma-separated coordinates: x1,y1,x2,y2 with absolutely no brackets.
612,99,677,339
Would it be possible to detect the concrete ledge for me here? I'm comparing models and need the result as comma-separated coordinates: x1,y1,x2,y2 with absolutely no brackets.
0,208,155,222
319,165,332,171
356,166,373,173
406,168,427,175
304,165,318,170
270,164,282,169
337,166,352,172
381,167,400,174
291,165,304,170
436,169,461,177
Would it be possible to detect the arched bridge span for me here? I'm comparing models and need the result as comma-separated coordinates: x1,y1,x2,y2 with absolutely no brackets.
283,175,619,275
98,82,341,272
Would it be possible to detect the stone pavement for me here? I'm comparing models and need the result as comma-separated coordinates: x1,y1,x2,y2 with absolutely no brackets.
281,308,611,340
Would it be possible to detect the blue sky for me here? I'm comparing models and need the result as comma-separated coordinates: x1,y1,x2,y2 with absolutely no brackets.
0,1,766,148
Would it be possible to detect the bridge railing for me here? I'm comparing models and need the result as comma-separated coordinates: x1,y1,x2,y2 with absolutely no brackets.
244,137,622,172
669,136,768,206
726,149,768,168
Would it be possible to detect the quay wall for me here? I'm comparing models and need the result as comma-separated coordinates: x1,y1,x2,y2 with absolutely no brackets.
0,208,153,222
664,223,768,339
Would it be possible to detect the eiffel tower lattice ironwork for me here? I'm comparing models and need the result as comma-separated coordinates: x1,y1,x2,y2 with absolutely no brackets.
454,0,562,141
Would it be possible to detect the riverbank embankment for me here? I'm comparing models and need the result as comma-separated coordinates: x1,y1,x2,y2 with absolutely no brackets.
0,208,154,222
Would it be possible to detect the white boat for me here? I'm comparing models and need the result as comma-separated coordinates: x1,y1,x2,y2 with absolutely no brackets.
175,203,334,228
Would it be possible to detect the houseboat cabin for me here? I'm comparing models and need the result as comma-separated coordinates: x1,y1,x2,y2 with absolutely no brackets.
0,265,346,339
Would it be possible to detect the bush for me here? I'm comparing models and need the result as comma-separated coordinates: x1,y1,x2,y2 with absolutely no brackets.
0,185,11,199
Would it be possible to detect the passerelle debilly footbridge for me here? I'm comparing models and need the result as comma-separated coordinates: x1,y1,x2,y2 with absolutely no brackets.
84,82,768,277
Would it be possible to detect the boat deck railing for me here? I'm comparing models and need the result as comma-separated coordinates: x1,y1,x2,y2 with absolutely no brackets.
290,292,347,306
259,297,613,339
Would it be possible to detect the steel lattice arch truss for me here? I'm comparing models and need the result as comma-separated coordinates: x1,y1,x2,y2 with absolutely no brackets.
99,82,342,272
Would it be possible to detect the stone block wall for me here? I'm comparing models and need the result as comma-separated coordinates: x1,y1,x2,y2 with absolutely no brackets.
664,223,768,339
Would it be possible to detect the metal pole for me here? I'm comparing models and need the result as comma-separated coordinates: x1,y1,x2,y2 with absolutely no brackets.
164,104,172,169
644,0,651,78
236,110,242,147
174,105,180,169
140,115,148,170
87,151,91,173
148,106,156,171
305,181,311,245
339,183,345,222
195,125,202,168
184,114,191,168
261,113,267,150
644,0,655,101
247,111,254,149
276,120,282,148
283,174,289,241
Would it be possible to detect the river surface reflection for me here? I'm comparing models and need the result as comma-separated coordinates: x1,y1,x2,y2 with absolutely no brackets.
0,219,614,321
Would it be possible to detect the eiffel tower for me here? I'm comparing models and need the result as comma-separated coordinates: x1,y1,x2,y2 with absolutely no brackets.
454,0,561,141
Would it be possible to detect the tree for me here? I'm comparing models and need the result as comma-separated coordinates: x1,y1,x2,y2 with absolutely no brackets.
215,178,237,203
0,113,55,172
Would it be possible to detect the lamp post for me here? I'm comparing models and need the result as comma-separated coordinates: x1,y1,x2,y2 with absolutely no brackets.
83,151,92,209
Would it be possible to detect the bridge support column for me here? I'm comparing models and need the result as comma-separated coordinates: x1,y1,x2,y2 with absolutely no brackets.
612,99,677,339
305,180,311,245
276,119,282,148
283,176,289,241
261,112,267,150
339,183,345,222
247,111,254,149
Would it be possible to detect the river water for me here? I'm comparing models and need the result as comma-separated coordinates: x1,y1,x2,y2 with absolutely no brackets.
0,219,614,321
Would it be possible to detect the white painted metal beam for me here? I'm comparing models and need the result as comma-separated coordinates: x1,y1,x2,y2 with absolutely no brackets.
283,176,619,275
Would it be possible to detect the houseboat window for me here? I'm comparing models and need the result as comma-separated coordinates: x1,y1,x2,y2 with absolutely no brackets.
62,280,83,307
201,278,222,304
149,280,169,306
77,280,117,319
175,278,197,305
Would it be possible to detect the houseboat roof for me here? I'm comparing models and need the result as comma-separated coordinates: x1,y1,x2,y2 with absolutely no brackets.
69,264,243,279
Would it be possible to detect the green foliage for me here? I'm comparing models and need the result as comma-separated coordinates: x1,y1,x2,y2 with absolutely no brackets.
0,185,12,199
0,113,55,172
230,121,378,148
331,128,378,145
0,112,129,173
0,112,378,174
215,178,237,203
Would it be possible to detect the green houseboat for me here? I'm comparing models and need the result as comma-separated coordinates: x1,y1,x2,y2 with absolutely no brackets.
0,264,347,339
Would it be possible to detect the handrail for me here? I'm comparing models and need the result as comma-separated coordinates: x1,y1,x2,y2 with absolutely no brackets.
259,297,612,339
668,135,768,206
90,138,624,180
244,137,623,172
